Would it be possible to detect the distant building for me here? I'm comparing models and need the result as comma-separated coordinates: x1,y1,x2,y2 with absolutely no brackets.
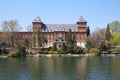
0,16,88,48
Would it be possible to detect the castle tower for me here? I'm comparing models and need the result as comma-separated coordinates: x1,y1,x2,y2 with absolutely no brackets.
76,16,87,48
32,16,43,32
32,16,43,48
76,16,87,32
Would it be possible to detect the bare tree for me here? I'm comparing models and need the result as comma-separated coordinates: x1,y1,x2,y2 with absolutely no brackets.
87,27,106,48
26,25,32,32
1,20,21,48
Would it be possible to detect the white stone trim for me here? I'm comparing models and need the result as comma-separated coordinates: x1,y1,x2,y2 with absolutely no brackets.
77,42,86,48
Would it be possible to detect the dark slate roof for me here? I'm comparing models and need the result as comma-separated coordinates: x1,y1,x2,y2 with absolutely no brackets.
42,24,77,32
78,16,87,22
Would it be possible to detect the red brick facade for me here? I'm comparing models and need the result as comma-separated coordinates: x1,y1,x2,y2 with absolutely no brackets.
0,16,87,48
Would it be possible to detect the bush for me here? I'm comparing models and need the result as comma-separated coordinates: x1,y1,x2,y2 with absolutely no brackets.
42,47,52,51
90,48,100,56
42,51,48,54
8,49,19,57
8,45,26,57
58,50,67,54
99,41,111,52
8,52,17,57
66,45,74,53
112,47,120,54
17,46,26,57
48,51,58,54
84,48,89,54
73,46,84,54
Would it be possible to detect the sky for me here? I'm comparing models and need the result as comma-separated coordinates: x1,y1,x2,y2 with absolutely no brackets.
0,0,120,32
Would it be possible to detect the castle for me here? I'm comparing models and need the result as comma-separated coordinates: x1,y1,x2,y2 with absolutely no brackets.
0,16,88,48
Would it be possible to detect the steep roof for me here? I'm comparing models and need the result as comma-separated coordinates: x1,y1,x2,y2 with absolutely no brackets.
78,16,87,22
42,24,77,32
33,16,42,22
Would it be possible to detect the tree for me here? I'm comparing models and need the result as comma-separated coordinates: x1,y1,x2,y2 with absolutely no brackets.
25,25,32,48
99,41,111,52
32,32,36,48
72,33,76,46
1,20,21,48
110,32,120,46
87,26,90,36
51,43,57,51
61,43,67,53
109,20,120,32
66,29,76,46
66,45,73,53
37,29,46,48
26,25,32,32
105,24,111,41
24,38,29,48
66,29,73,46
88,28,105,48
66,29,76,53
73,46,84,54
85,36,94,52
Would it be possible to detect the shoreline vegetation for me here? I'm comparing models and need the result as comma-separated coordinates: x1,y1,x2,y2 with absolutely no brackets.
1,46,120,58
1,20,120,58
26,53,120,57
1,52,120,58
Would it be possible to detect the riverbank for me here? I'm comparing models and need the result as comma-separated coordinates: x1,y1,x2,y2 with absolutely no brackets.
1,53,120,58
0,56,8,58
26,53,120,57
26,54,95,57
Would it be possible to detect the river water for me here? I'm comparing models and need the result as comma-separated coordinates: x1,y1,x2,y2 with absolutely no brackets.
0,57,120,80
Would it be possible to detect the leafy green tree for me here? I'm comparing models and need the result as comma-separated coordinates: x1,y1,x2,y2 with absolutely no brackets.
109,20,120,32
72,33,76,46
66,29,76,53
66,29,73,46
110,32,120,46
105,24,111,41
51,43,57,51
87,26,90,36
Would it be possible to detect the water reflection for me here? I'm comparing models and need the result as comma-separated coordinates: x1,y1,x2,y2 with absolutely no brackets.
0,57,120,80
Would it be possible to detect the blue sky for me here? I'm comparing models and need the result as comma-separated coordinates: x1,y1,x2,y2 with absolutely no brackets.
0,0,120,32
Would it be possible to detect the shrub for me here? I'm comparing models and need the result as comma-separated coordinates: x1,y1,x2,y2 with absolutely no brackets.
42,47,52,51
8,45,26,57
73,46,84,54
112,47,120,54
51,43,57,51
53,51,58,54
48,51,58,54
84,48,89,54
60,51,67,54
42,51,48,54
90,48,100,56
66,45,74,53
8,49,19,57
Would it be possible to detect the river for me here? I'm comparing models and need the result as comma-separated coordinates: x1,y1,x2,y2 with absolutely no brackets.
0,57,120,80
